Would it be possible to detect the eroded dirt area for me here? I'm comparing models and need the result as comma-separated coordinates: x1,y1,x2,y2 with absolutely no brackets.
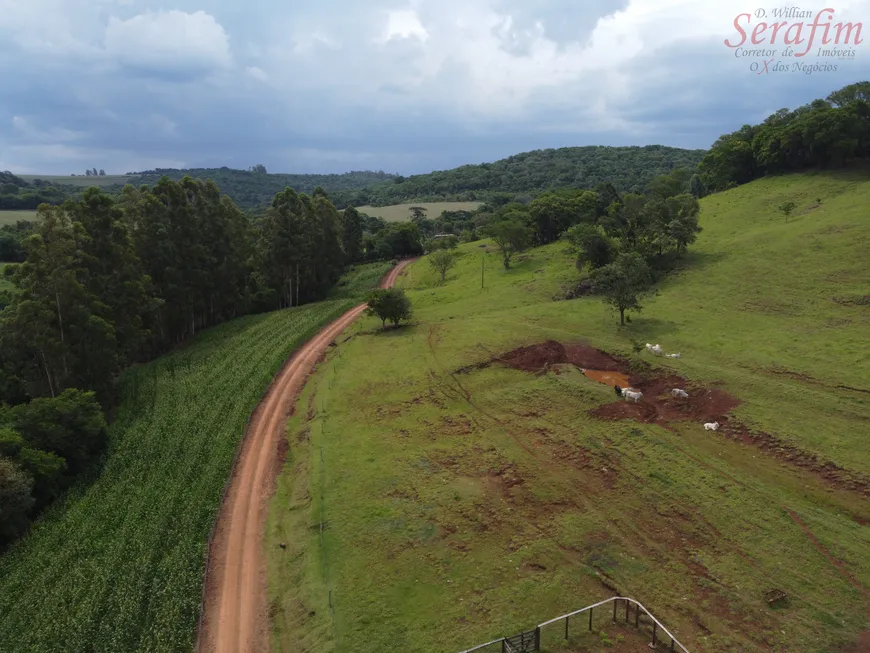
487,341,870,498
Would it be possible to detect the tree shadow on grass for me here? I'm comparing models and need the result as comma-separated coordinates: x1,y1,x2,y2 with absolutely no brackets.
359,322,420,338
617,316,680,344
668,249,728,274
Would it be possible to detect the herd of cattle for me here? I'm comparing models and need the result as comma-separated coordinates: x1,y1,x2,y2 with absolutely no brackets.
612,344,720,432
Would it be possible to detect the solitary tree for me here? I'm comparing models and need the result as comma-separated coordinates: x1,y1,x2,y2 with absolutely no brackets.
482,220,533,269
409,206,427,221
592,252,653,326
428,249,456,282
366,288,413,329
98,169,106,176
778,200,797,222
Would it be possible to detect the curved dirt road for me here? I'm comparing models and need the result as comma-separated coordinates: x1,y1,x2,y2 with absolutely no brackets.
198,260,414,653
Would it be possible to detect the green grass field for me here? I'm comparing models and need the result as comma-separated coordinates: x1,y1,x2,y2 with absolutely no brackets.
356,201,483,222
266,170,870,653
0,261,397,652
16,174,132,188
0,210,37,226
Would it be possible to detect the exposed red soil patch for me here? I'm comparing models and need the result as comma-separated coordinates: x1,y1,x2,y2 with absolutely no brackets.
498,340,623,373
484,341,870,498
841,630,870,653
591,374,740,425
583,369,630,387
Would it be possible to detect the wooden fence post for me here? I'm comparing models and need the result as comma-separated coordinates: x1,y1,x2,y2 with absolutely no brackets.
589,608,593,631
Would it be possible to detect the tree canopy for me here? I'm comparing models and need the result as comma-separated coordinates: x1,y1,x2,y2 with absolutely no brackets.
592,252,654,326
366,288,413,328
698,81,870,192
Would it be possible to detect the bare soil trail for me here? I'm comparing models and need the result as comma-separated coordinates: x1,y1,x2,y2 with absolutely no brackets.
198,259,414,653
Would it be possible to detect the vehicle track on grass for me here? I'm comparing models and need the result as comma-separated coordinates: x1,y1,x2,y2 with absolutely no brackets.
198,260,414,653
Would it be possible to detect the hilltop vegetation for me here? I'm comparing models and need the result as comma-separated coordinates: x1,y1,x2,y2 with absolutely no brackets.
2,145,706,216
339,145,707,208
699,81,870,191
127,167,396,212
267,169,870,653
0,172,80,211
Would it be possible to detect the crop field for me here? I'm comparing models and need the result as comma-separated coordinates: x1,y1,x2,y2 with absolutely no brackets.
16,174,132,187
328,261,393,300
0,210,37,226
356,201,483,222
266,170,870,653
0,298,359,652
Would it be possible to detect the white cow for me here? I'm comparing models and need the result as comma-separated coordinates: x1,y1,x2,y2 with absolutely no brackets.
703,422,720,431
671,389,689,398
645,343,663,356
665,353,681,359
624,390,643,403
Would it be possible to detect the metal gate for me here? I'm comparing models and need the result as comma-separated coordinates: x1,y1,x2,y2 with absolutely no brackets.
502,629,539,652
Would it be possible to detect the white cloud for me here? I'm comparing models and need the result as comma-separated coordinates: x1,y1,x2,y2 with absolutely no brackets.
246,66,268,82
376,9,429,44
104,10,233,72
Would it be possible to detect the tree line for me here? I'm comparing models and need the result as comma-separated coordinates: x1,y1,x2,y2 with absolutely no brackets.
0,177,374,549
698,81,870,192
0,172,77,211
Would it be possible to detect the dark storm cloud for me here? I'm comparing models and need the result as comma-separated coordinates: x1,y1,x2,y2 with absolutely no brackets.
1,0,868,174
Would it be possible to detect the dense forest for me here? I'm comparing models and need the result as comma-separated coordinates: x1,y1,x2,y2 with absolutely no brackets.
125,168,397,212
698,81,870,191
0,178,424,549
334,145,707,208
0,172,80,210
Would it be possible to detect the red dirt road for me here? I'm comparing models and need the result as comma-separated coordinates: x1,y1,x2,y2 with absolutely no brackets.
198,260,413,653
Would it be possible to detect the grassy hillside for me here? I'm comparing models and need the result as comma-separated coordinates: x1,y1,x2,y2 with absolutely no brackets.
356,202,483,222
266,170,870,653
0,210,37,226
0,257,395,652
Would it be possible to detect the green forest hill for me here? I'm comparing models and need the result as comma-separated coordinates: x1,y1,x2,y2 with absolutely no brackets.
2,145,705,214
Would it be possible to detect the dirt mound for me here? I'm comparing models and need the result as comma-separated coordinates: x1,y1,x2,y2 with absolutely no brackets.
592,374,741,424
497,340,622,373
489,340,870,498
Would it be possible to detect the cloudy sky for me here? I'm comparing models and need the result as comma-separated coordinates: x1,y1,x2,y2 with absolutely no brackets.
1,0,868,175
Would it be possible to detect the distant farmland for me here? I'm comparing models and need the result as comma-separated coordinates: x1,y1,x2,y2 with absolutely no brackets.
355,201,482,222
16,174,132,188
0,210,37,226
